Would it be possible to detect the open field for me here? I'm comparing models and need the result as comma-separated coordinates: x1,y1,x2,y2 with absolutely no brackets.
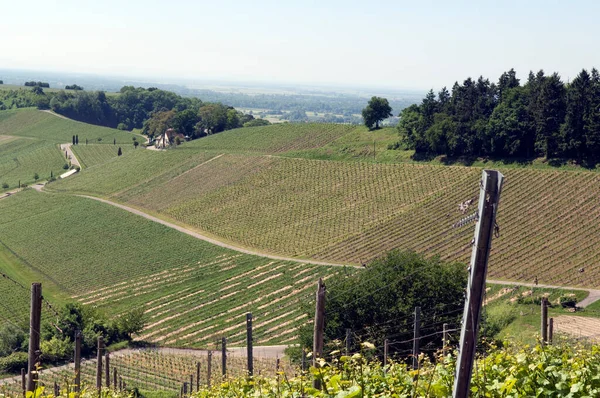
0,108,135,144
71,144,136,168
0,190,336,347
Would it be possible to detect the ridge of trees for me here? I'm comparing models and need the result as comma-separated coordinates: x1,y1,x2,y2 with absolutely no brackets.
24,81,50,88
398,68,600,162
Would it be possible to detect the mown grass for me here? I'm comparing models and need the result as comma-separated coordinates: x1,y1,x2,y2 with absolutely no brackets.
0,190,335,347
0,108,135,144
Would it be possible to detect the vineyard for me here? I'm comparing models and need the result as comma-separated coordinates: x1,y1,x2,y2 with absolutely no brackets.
0,137,65,190
0,191,338,346
0,109,134,144
70,144,135,169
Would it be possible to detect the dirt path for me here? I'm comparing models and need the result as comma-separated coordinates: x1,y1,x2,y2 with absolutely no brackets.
79,195,351,268
0,187,23,200
60,143,81,168
487,279,600,308
553,316,600,340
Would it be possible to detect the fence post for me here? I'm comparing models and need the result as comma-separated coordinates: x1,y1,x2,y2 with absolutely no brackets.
541,298,548,345
345,328,352,355
26,283,42,392
96,336,104,390
247,313,253,377
105,351,110,388
312,278,326,389
453,170,504,398
21,368,26,398
383,339,389,371
549,317,554,344
196,362,200,390
443,323,449,356
74,330,81,393
412,306,421,370
207,351,212,388
113,367,118,390
222,337,227,377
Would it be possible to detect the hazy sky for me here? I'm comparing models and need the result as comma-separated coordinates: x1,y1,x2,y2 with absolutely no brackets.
2,0,599,90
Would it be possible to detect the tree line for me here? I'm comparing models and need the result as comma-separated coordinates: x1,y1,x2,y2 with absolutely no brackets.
397,68,600,162
24,81,50,87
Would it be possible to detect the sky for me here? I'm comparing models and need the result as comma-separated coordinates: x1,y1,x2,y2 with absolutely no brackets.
2,0,600,90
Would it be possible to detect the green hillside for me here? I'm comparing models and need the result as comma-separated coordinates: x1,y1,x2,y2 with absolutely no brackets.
0,190,336,347
0,137,65,188
0,108,136,144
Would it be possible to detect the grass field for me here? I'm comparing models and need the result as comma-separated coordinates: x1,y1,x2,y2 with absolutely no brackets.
0,190,336,347
71,144,136,168
0,108,135,144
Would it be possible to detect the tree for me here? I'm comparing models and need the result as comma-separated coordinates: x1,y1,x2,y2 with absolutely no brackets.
118,147,122,156
196,104,228,134
243,118,271,127
362,96,392,129
296,250,466,358
34,173,39,181
75,135,79,145
72,135,75,145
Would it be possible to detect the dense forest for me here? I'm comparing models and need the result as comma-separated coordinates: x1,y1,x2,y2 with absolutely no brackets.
398,68,600,162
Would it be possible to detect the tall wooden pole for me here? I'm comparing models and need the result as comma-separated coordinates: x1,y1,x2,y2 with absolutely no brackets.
96,336,104,390
21,368,26,398
26,283,42,392
541,298,548,345
246,313,253,377
412,306,421,370
74,330,82,393
312,278,326,389
383,339,389,373
113,368,118,390
549,317,554,344
196,362,200,390
453,170,504,398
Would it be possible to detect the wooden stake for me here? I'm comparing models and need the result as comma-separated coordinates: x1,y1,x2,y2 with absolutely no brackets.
246,313,253,377
113,368,117,390
20,368,25,398
74,330,81,393
345,328,351,355
549,317,554,344
96,336,104,390
443,323,449,356
26,283,42,392
54,381,59,396
105,351,110,388
412,306,421,370
541,298,548,345
312,278,326,389
383,339,388,372
453,170,504,398
221,337,227,377
196,362,200,391
207,351,212,388
190,374,193,393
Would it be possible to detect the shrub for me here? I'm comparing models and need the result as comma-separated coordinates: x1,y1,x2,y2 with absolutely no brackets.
40,336,72,362
0,352,28,373
63,163,69,170
117,123,128,130
1,182,8,189
0,324,26,356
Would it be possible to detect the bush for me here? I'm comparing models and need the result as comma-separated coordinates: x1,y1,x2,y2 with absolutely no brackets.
117,123,128,130
40,336,72,362
63,163,69,170
1,182,8,189
0,324,26,356
0,352,28,373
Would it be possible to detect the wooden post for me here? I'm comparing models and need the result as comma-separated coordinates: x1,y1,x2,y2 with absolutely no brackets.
383,339,389,370
118,376,122,391
207,351,212,388
105,351,110,388
26,283,42,392
541,298,548,345
443,323,449,356
20,368,26,398
246,313,253,377
313,278,326,389
74,330,81,393
96,336,104,390
183,382,188,396
345,328,351,355
113,367,117,390
301,349,306,373
412,306,421,370
221,337,227,377
196,362,200,390
453,170,504,398
190,375,193,393
549,317,554,344
54,381,59,396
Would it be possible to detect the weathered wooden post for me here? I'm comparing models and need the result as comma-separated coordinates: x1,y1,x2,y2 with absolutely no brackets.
541,297,548,345
26,283,42,392
222,337,227,378
247,313,253,377
74,330,82,393
412,306,421,370
549,317,554,344
96,336,104,390
207,351,212,388
312,278,326,389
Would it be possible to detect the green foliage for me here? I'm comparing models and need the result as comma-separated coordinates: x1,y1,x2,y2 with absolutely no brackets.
243,118,271,127
297,250,466,358
0,324,26,356
1,182,7,189
40,336,73,362
113,308,146,340
0,352,28,373
362,96,392,129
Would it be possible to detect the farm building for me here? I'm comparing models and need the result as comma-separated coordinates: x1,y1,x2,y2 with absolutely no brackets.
155,128,185,149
